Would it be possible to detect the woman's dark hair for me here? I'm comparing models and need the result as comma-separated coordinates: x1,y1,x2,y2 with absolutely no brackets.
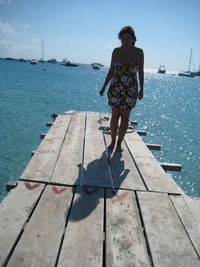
118,26,137,46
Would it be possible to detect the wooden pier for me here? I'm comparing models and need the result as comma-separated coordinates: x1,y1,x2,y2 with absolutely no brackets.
0,110,200,266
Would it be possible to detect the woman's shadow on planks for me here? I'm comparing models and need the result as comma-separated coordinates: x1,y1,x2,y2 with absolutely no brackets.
66,149,130,221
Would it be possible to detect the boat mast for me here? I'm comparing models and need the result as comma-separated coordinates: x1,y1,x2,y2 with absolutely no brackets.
41,40,44,60
188,48,192,73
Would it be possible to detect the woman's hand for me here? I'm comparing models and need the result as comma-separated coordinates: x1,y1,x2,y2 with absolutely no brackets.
138,90,143,100
99,88,105,96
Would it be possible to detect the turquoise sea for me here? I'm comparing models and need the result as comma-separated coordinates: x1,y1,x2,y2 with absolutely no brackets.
0,59,199,202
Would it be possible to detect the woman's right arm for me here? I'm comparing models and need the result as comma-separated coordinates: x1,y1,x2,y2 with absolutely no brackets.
99,49,116,95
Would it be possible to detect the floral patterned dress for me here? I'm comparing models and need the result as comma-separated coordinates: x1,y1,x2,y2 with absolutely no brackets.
107,60,139,109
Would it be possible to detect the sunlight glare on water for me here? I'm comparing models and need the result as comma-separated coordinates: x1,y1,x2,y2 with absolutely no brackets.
0,60,199,201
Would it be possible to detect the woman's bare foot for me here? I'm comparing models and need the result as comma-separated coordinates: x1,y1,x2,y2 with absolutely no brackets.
108,141,115,150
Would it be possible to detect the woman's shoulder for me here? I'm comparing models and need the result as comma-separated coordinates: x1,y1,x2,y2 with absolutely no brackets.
134,46,144,54
112,47,120,53
111,47,120,59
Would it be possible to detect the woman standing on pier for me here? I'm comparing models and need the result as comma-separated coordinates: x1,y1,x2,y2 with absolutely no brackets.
99,26,144,152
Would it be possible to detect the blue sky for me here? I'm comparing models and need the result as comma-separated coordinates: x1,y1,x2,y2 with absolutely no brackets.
0,0,199,71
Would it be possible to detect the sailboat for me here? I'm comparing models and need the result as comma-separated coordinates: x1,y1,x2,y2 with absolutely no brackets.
39,40,45,62
178,49,194,77
191,64,200,76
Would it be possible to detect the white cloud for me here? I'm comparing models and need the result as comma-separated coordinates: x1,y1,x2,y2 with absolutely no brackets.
13,21,29,31
0,39,14,48
0,21,15,37
0,0,11,4
0,40,35,52
22,24,29,29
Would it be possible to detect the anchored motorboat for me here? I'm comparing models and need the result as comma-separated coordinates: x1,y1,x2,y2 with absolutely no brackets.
157,65,166,74
19,58,26,62
61,58,68,65
30,59,38,65
64,59,79,67
47,58,57,63
91,63,102,70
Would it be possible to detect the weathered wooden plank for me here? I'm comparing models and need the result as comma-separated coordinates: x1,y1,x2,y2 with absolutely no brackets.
42,111,73,139
170,194,200,257
46,122,53,127
100,113,146,191
137,191,200,266
84,112,107,162
0,181,45,266
19,113,73,182
19,146,62,182
7,185,74,267
6,180,18,192
57,186,104,267
107,149,146,191
52,110,74,127
125,132,184,194
40,133,46,139
146,143,161,150
106,189,152,266
82,112,112,187
129,120,138,125
183,195,200,223
41,127,67,139
125,131,155,159
160,162,182,172
136,130,147,136
37,137,64,153
51,111,86,185
51,110,74,120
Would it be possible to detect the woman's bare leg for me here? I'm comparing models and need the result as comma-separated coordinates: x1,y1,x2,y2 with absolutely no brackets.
116,108,132,152
108,106,120,149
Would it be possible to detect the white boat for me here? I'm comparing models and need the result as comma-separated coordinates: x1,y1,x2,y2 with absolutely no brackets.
93,65,100,70
91,62,103,67
61,58,68,65
39,40,45,62
91,63,101,70
178,49,195,77
64,59,79,67
47,58,57,63
30,59,38,65
157,65,166,74
19,58,26,62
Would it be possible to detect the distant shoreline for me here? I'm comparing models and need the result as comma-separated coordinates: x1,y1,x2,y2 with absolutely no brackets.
0,58,180,74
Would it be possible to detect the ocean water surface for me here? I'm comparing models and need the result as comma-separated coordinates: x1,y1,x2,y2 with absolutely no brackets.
0,59,199,202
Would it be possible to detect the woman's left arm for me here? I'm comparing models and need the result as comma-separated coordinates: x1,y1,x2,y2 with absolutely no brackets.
138,48,144,91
